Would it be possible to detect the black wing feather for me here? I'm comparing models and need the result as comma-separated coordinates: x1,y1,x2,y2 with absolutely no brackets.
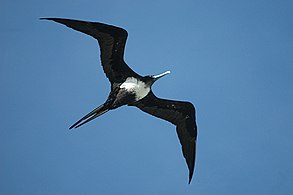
134,91,197,183
41,18,140,84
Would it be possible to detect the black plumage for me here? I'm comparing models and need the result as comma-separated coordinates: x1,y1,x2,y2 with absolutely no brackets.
42,18,198,184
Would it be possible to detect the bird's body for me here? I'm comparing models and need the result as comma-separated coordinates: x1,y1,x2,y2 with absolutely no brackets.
120,77,151,101
42,18,197,183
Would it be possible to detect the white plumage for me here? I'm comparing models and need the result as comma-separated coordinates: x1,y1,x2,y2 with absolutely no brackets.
120,77,150,101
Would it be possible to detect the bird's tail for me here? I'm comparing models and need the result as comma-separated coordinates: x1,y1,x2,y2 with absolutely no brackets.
69,104,109,129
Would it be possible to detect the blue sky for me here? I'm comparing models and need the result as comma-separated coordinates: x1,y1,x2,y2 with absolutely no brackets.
1,0,293,194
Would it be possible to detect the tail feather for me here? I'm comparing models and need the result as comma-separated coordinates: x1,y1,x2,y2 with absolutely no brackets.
69,104,109,129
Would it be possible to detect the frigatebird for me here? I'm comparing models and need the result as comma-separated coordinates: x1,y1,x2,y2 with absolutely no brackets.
42,18,197,184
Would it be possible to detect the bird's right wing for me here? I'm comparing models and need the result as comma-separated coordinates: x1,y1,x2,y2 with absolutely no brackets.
41,18,141,84
134,91,197,183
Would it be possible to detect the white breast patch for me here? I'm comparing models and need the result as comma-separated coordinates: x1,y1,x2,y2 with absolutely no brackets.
120,77,150,101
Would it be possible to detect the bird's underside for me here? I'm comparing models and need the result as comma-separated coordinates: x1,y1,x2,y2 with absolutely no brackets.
42,17,197,184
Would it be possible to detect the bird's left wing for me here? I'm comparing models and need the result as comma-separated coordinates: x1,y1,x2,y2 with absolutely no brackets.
134,91,197,184
41,18,140,84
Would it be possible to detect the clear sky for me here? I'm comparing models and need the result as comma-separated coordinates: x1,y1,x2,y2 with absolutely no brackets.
1,0,293,194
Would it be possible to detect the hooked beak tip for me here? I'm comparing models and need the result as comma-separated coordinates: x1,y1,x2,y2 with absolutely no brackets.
152,70,171,80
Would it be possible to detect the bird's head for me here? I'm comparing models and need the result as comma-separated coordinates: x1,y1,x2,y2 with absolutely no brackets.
144,70,171,86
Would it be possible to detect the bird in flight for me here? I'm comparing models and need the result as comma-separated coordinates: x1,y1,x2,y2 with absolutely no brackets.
42,18,197,184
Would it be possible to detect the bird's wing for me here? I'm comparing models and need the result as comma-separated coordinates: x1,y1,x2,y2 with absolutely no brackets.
41,18,140,84
134,91,197,183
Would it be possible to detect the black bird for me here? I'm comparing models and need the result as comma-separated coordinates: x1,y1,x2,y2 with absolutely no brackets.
41,18,197,183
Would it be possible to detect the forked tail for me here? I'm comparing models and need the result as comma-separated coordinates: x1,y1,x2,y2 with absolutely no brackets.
69,104,109,129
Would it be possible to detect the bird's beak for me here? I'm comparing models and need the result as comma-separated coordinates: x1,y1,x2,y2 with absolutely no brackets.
152,70,171,81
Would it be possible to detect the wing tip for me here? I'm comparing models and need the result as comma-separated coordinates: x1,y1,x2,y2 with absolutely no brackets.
39,17,54,21
188,171,194,184
39,17,66,23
